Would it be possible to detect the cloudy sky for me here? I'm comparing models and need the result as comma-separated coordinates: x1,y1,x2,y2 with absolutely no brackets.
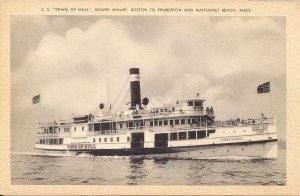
11,16,285,152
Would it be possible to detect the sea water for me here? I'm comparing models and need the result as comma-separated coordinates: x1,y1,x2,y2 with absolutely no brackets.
11,148,285,185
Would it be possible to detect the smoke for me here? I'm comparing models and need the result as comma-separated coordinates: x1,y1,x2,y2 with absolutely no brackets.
11,16,285,151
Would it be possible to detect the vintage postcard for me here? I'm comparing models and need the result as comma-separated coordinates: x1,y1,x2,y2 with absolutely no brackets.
0,0,300,195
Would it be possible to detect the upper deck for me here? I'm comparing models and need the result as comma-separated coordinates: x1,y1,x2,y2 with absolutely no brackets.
35,67,274,139
36,97,275,138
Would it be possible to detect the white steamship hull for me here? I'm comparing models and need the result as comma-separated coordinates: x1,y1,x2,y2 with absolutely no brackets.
35,127,278,159
35,139,277,159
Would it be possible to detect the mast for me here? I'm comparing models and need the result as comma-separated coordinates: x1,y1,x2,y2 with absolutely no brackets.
106,78,112,112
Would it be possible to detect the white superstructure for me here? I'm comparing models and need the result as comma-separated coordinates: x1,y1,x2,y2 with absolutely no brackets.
34,68,277,158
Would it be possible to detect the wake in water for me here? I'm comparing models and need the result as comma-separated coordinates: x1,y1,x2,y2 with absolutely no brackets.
11,151,74,157
11,151,276,161
11,151,131,159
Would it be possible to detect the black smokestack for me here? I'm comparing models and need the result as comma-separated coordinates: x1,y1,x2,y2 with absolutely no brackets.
129,68,141,109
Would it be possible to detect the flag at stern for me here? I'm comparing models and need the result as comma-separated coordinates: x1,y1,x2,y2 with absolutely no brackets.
32,94,40,104
257,82,270,94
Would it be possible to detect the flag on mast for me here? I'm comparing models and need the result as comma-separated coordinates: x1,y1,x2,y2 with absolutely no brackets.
257,82,270,94
32,94,40,104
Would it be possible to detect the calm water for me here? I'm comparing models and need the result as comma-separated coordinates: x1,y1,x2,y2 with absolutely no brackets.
11,149,286,185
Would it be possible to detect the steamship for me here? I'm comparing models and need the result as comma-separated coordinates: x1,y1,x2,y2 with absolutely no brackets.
34,68,278,159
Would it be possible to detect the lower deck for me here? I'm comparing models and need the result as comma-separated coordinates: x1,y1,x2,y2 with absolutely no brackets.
35,123,277,157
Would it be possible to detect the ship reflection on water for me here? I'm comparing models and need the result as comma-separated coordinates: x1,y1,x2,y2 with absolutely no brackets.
11,149,286,185
127,158,147,185
127,158,171,185
153,158,170,165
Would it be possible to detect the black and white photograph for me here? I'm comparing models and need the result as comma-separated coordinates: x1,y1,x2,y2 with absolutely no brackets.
10,15,287,186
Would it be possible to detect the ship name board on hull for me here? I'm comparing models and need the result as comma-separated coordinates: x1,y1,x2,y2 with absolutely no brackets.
220,137,243,142
68,144,96,150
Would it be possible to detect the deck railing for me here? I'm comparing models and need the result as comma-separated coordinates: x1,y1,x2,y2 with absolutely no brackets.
36,132,71,138
212,117,275,127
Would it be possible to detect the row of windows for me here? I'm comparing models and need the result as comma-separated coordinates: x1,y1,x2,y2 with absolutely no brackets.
127,121,145,128
169,130,215,141
43,127,70,133
151,107,176,113
43,126,86,133
90,130,215,143
150,118,200,127
152,101,203,113
92,136,130,143
188,101,203,107
73,126,85,132
43,117,202,133
38,138,63,144
90,118,201,130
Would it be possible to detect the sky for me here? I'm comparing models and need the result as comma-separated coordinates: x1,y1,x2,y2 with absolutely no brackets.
11,16,286,152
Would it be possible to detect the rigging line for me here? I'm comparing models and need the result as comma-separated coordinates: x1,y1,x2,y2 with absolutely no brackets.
156,95,165,106
106,78,109,106
182,74,195,100
184,83,193,97
111,75,129,108
118,86,130,112
140,77,165,106
182,76,194,99
149,98,159,108
182,75,185,100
